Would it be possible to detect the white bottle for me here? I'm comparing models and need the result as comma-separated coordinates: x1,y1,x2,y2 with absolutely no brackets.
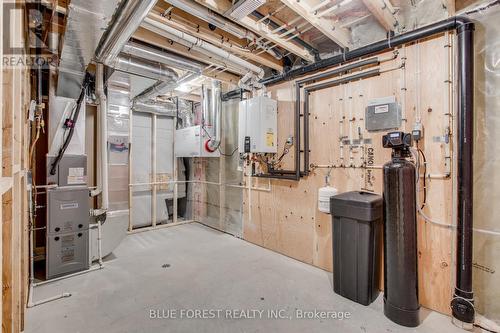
318,186,338,214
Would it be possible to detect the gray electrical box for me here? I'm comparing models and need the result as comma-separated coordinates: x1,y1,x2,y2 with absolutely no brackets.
365,96,402,132
46,154,87,186
47,187,89,234
46,231,89,279
46,186,90,279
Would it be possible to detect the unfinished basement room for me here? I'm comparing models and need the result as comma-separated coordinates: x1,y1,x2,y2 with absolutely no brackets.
1,0,500,332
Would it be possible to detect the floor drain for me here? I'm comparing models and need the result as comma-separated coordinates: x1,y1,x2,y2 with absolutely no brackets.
162,264,171,268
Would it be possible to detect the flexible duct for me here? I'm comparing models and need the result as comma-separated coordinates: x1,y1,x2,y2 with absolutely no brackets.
122,42,203,74
143,17,265,79
95,0,158,65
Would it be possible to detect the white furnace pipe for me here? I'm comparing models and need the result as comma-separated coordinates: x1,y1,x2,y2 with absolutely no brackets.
96,63,109,210
142,17,265,79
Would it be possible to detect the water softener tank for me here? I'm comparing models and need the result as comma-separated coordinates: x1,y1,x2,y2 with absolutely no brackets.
382,132,420,327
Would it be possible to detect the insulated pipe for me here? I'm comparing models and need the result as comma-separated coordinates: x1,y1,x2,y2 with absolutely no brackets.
96,63,109,210
95,0,158,65
122,42,203,74
143,17,265,78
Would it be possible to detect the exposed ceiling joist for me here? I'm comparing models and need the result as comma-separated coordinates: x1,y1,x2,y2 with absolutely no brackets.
361,0,398,31
193,0,315,62
133,27,241,85
280,0,352,48
150,7,283,71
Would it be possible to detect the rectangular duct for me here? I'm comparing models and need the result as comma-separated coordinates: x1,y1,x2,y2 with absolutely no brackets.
56,0,121,98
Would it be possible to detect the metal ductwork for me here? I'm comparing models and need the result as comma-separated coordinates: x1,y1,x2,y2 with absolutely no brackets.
114,55,180,81
56,0,121,98
135,72,199,103
208,80,222,151
202,80,222,152
133,101,177,117
122,42,204,74
132,100,194,126
95,0,159,65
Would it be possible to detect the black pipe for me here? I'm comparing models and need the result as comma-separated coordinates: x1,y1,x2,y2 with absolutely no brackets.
451,21,475,325
306,68,381,92
221,88,249,101
261,17,472,86
254,173,299,181
303,69,381,176
262,15,476,324
260,58,381,180
297,57,380,86
250,11,318,59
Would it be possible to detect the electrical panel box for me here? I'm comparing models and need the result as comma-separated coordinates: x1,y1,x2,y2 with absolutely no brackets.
238,96,278,153
46,230,89,279
47,187,90,234
365,96,402,132
46,154,87,186
174,125,220,158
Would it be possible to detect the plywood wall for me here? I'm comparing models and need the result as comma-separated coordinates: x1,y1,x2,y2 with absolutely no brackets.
243,34,457,315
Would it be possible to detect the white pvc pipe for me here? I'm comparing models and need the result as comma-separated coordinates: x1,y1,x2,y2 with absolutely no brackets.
96,63,109,210
143,17,265,79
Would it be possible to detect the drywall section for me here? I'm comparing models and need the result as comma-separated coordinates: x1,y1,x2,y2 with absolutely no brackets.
244,34,457,315
470,6,500,322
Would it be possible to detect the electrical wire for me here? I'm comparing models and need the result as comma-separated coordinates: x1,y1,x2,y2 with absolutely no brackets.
416,142,427,209
49,72,91,175
201,125,238,156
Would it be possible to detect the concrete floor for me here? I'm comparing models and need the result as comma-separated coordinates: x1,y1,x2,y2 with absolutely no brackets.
25,223,464,333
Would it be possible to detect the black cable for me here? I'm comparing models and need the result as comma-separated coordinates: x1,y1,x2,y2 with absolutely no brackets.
218,146,238,157
49,72,91,175
201,125,238,156
416,142,427,210
473,324,497,333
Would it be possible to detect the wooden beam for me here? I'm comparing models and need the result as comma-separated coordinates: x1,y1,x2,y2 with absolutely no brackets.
194,0,315,62
150,9,283,72
133,27,241,85
280,0,351,48
361,0,398,31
